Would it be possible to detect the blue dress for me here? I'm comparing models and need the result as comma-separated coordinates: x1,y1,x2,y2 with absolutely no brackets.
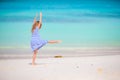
31,27,48,51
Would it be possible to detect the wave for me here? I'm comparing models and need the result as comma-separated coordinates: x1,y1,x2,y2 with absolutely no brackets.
0,0,120,22
0,11,120,22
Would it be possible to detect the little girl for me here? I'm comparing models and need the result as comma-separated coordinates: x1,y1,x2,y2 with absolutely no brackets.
31,12,61,65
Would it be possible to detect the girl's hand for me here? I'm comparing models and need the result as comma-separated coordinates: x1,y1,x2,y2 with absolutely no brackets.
40,12,42,17
38,12,42,29
33,13,38,24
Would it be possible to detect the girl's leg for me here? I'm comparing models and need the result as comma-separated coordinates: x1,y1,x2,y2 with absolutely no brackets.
48,40,61,44
32,49,38,65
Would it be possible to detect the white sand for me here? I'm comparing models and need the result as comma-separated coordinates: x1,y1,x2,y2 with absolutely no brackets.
0,55,120,80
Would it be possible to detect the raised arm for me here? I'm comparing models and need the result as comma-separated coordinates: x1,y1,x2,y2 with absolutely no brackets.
33,13,38,24
40,12,42,24
38,12,42,29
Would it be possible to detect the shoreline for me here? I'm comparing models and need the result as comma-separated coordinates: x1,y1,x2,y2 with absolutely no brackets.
0,46,120,59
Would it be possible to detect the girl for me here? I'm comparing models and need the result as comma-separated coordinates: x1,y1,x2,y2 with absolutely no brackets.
31,12,61,65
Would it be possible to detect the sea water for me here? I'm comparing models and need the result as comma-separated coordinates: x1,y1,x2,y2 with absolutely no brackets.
0,0,120,49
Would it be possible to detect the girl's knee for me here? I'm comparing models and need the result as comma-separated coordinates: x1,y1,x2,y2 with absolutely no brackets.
34,49,38,53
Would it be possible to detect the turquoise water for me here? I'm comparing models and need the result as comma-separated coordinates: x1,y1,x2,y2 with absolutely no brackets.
0,0,120,48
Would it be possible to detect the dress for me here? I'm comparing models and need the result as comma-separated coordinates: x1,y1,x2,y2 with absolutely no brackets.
31,27,48,51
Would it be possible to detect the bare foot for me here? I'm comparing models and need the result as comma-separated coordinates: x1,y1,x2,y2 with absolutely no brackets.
57,40,62,43
32,63,37,66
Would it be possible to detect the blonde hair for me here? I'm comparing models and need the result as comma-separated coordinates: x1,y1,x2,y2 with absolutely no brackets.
31,21,39,32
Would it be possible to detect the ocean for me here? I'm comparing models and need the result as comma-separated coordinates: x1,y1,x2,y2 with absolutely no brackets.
0,0,120,50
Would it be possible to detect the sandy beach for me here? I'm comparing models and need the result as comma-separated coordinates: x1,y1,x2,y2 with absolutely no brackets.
0,0,120,80
0,54,120,80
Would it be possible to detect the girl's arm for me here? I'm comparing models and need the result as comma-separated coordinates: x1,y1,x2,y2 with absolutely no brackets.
38,12,42,29
33,13,37,24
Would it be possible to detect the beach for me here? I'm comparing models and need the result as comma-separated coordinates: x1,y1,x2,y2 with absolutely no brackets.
0,55,120,80
0,0,120,80
0,47,120,80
